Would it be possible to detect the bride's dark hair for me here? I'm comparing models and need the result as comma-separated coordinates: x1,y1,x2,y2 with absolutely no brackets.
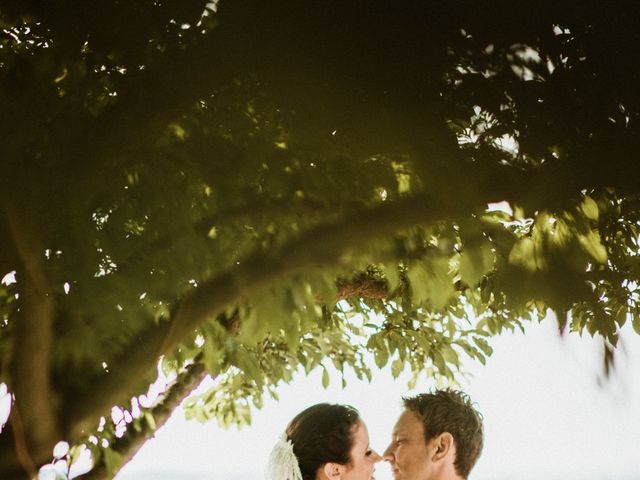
286,403,360,480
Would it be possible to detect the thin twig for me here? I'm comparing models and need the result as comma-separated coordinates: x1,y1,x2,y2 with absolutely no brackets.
79,360,208,480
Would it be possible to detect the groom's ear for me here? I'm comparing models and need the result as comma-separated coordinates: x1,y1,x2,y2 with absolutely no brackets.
431,432,455,462
323,462,346,479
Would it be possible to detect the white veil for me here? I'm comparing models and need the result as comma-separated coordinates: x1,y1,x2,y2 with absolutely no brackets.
264,432,303,480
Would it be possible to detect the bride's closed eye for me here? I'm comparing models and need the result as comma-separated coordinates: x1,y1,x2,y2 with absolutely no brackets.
365,449,373,456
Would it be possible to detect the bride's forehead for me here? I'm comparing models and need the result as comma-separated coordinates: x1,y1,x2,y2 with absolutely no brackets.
351,420,369,443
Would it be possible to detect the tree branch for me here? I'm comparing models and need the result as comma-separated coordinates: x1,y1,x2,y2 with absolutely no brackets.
80,360,208,480
116,196,334,274
4,203,60,470
66,193,467,437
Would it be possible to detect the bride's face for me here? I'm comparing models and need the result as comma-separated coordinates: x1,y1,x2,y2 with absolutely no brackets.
342,420,381,480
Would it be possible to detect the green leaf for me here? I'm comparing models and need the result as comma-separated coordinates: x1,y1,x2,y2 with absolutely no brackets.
442,345,460,367
508,237,538,271
144,411,156,430
68,445,83,465
234,349,262,383
237,305,271,345
415,335,432,354
430,260,456,310
310,273,338,309
472,337,493,356
387,332,401,356
407,262,430,304
322,367,330,388
103,448,124,478
458,341,485,365
431,349,446,373
581,195,599,221
284,311,302,349
460,242,495,287
614,305,627,328
383,263,401,292
633,316,640,336
391,358,404,378
407,257,454,310
577,230,607,263
374,346,389,368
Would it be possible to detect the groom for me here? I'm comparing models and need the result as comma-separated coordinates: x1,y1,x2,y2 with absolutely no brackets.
383,389,484,480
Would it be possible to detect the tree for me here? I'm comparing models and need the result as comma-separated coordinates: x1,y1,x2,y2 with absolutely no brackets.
1,1,640,478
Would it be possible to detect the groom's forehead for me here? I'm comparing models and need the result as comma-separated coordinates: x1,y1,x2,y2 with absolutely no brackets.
393,409,425,435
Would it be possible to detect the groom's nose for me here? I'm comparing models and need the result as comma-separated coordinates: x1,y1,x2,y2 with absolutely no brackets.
382,443,394,461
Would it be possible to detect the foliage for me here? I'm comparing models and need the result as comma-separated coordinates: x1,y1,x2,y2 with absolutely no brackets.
1,1,640,478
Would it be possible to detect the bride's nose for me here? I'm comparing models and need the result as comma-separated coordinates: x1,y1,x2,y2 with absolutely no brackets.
372,450,383,462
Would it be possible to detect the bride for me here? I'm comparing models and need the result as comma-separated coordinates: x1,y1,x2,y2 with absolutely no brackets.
265,403,381,480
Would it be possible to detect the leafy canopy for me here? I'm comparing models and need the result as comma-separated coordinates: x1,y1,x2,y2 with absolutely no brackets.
1,1,640,478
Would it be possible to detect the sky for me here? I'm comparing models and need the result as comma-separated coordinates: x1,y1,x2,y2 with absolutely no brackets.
115,319,640,480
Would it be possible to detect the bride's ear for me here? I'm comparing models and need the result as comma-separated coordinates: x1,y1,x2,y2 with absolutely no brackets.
322,461,346,479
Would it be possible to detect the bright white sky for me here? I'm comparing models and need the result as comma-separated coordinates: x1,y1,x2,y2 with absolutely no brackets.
116,319,640,480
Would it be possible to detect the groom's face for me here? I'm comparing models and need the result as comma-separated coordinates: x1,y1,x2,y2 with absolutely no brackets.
383,409,434,480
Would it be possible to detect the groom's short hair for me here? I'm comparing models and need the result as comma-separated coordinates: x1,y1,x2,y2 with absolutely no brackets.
403,389,483,479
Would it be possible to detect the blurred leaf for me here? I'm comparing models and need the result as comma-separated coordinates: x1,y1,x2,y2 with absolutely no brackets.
508,237,538,271
408,257,455,310
577,230,608,264
581,196,599,221
460,241,495,287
